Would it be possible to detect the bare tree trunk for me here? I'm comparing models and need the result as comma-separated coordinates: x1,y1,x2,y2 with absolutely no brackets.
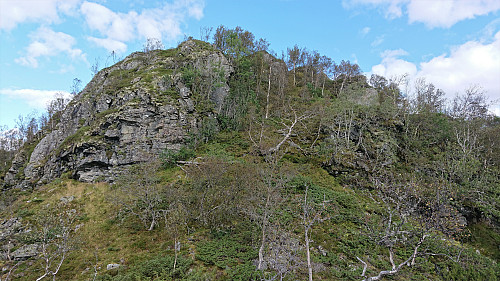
303,185,313,281
173,237,178,271
258,235,265,270
148,216,156,231
305,227,313,281
321,78,325,97
265,65,272,119
293,63,296,86
339,79,345,96
258,193,271,270
268,108,310,154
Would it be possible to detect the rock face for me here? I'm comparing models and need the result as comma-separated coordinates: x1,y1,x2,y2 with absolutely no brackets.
0,217,22,242
4,40,233,186
0,217,33,261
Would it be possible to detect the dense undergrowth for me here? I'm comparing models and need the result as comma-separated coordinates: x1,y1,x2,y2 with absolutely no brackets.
1,27,499,280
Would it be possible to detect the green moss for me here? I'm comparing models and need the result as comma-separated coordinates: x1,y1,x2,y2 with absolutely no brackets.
157,47,179,58
105,149,113,159
57,126,91,154
96,108,119,119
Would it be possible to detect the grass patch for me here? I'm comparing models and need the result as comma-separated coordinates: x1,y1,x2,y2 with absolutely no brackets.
96,108,119,119
468,222,500,261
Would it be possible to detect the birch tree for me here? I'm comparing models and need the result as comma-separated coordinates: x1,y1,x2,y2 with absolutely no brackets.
32,209,78,281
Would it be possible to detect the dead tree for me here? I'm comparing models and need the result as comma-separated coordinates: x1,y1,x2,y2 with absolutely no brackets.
357,175,464,281
267,107,312,155
301,184,331,281
33,209,78,281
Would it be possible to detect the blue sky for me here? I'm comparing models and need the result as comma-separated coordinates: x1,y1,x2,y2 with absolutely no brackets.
1,0,500,129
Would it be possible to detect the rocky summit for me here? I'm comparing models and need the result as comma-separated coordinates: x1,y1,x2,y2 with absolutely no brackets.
4,40,232,187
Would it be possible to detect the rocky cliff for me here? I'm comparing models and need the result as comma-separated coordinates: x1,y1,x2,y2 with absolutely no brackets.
4,40,233,187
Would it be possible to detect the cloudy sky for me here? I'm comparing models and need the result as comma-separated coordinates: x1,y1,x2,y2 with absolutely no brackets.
1,0,499,128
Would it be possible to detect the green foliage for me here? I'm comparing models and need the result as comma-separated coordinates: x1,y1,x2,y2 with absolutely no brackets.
213,25,260,59
467,222,500,260
17,208,34,218
432,251,500,281
181,65,200,88
196,230,258,271
221,56,258,130
136,255,192,279
102,254,193,280
180,268,217,281
0,149,14,178
196,116,219,144
227,262,260,281
160,146,196,168
306,82,322,97
0,188,24,211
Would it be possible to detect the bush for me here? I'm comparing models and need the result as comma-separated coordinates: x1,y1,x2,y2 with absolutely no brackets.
103,254,193,280
137,255,192,279
228,262,259,281
161,147,196,168
196,230,258,270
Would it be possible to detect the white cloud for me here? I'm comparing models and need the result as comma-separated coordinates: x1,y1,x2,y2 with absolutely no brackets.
418,32,500,97
480,18,500,40
50,64,76,74
81,0,205,52
15,27,86,68
81,2,137,42
360,27,371,36
371,35,385,47
185,0,205,20
0,0,81,31
87,37,128,53
0,88,73,109
371,49,417,79
371,32,500,111
492,105,500,116
407,0,500,28
343,0,500,28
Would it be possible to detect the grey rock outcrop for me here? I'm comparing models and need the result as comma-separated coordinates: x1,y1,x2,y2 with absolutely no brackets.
0,217,32,261
11,244,39,260
0,218,22,242
4,40,233,186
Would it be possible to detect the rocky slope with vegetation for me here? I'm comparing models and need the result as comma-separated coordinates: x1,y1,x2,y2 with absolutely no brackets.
4,39,232,186
0,26,499,281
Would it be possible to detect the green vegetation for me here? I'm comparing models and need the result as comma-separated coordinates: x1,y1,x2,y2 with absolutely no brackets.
56,126,91,155
1,28,499,281
160,146,196,168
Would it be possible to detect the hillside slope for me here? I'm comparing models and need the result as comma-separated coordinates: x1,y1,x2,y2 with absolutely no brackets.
1,32,499,281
